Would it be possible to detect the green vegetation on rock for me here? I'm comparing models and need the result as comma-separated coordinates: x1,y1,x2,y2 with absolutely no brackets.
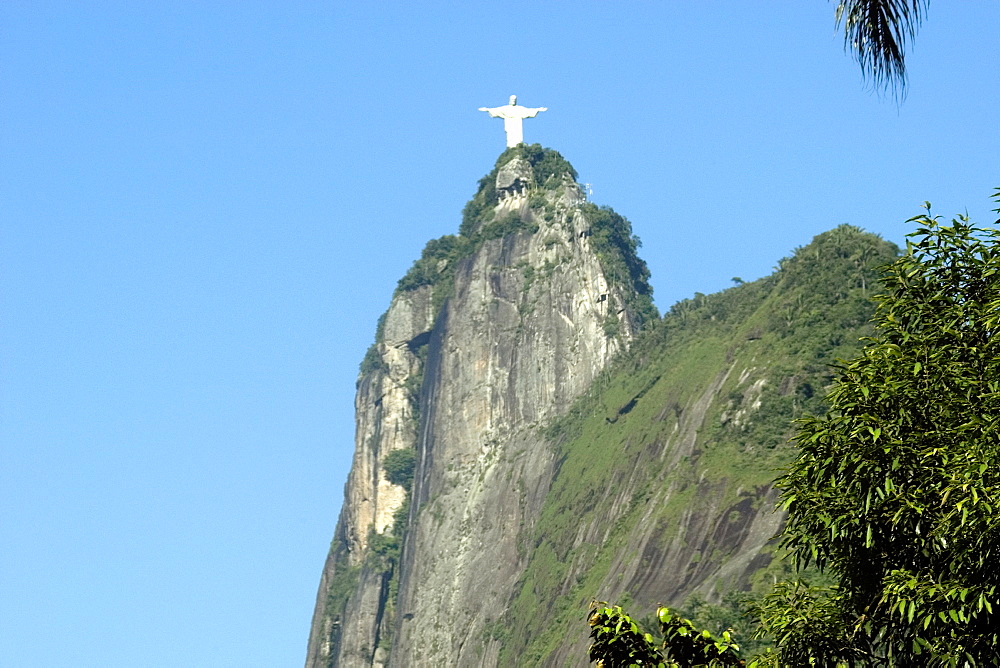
386,145,656,342
357,312,389,376
498,225,898,665
459,143,577,237
391,146,568,318
382,448,417,491
573,195,1000,667
583,203,657,326
318,548,360,668
587,601,743,667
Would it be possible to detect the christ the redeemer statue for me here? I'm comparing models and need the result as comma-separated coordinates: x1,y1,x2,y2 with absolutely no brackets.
479,95,547,147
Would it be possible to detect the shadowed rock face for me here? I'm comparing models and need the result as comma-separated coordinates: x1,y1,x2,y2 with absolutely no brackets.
530,365,790,667
306,153,648,668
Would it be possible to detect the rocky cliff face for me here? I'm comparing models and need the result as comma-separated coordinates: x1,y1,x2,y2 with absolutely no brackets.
306,147,899,667
306,146,655,667
304,283,435,668
494,224,898,664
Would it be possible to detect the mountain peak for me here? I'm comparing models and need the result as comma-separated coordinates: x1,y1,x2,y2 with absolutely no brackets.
306,147,653,667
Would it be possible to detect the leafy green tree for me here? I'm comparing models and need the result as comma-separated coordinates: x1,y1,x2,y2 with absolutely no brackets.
382,448,417,491
761,197,1000,665
587,602,744,667
587,603,664,667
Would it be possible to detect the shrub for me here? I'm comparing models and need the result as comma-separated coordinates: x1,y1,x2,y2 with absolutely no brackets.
382,448,417,491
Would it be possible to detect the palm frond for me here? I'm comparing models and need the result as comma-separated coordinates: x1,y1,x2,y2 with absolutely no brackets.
835,0,929,96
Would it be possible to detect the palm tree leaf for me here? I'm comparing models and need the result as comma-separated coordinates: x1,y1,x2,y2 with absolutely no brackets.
835,0,929,95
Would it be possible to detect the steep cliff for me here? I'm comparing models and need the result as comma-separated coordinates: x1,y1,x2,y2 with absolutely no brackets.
304,282,435,667
307,147,898,667
499,224,897,664
306,145,656,667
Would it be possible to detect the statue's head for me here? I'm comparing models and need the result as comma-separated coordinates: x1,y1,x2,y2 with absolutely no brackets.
509,95,517,106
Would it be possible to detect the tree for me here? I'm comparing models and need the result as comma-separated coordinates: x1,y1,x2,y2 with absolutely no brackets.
382,447,417,491
587,602,744,668
833,0,930,95
760,196,1000,665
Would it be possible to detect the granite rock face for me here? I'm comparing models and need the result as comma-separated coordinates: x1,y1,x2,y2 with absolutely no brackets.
494,156,534,199
306,164,900,665
304,283,435,668
392,193,640,666
306,151,649,667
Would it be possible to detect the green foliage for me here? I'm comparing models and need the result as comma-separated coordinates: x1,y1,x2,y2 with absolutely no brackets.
365,530,400,569
658,607,743,667
359,308,391,377
382,448,417,491
327,562,360,609
672,593,772,658
766,199,1000,665
397,147,571,313
500,227,896,665
583,203,658,326
459,143,577,237
390,495,409,537
477,210,539,241
602,313,622,338
518,142,579,188
323,556,360,643
587,603,664,667
395,233,474,313
587,601,743,667
359,343,387,376
752,580,862,667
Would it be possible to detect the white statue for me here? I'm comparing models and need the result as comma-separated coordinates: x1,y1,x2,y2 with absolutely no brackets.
479,95,547,147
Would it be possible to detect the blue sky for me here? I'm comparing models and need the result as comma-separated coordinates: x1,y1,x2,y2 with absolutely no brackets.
2,2,997,666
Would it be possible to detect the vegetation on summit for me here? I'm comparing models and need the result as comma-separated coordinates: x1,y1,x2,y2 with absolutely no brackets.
386,144,655,341
389,144,566,312
459,143,578,238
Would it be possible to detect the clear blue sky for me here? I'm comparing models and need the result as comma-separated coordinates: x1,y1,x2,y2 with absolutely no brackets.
2,2,997,666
